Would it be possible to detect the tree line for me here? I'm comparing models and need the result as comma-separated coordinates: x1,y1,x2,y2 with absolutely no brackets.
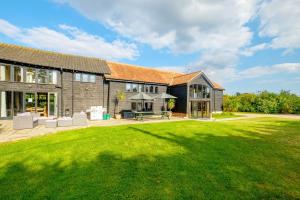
223,91,300,114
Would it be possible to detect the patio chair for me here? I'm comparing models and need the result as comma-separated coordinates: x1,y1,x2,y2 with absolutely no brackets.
13,112,38,130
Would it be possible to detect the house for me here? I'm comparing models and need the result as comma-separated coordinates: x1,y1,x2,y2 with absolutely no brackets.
0,43,224,119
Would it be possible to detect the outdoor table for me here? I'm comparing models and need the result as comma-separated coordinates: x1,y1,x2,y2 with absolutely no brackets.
133,111,154,121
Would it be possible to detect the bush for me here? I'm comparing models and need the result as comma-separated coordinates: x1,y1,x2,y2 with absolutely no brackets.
223,90,300,114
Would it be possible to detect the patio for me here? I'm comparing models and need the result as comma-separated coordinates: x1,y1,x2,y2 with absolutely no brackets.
0,117,187,143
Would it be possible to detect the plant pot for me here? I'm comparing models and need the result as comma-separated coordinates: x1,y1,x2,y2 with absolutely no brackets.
115,114,122,119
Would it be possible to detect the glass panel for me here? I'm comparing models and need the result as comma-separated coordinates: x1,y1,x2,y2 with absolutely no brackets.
25,93,35,113
26,68,36,83
145,85,149,93
49,93,57,116
138,84,144,92
132,84,138,92
14,66,23,82
82,73,89,82
75,73,81,81
13,92,23,115
37,93,48,117
131,102,137,111
144,102,153,111
0,65,11,81
37,69,48,84
89,75,96,83
126,83,131,92
0,91,12,118
155,86,158,93
149,86,154,93
49,70,57,84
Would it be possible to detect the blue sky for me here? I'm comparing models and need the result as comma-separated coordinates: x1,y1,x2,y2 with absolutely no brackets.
0,0,300,95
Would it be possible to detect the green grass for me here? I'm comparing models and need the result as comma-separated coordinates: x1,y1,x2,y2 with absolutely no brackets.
212,112,242,119
0,118,300,199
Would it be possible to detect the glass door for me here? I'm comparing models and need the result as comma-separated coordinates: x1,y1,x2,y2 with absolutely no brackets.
48,93,57,117
0,91,12,119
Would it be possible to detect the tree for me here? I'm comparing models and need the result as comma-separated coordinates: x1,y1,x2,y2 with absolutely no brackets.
167,99,175,111
115,90,126,114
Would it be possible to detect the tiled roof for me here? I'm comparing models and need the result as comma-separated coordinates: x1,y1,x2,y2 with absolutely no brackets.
0,43,110,74
212,82,224,90
106,61,224,90
170,71,201,86
106,61,182,84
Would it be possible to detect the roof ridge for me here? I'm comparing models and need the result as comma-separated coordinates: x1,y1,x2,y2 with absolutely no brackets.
0,42,105,61
173,70,202,78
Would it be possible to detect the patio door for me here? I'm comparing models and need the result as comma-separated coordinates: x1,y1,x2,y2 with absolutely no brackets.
48,93,57,117
190,101,210,118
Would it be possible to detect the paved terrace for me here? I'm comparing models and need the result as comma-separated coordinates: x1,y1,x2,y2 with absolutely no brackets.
0,117,188,143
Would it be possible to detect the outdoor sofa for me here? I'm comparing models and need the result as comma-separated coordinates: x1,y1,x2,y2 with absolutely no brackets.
13,112,39,130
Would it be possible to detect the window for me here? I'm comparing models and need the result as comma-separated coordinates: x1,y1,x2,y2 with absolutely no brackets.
49,71,57,84
189,84,210,98
75,73,81,81
126,83,131,92
37,69,48,84
13,91,23,115
138,84,144,92
13,66,23,82
82,73,89,82
0,91,12,118
155,86,158,93
131,102,137,111
26,68,36,83
89,75,96,83
132,84,138,92
149,85,154,93
145,85,149,93
144,102,153,111
25,93,35,113
0,65,11,81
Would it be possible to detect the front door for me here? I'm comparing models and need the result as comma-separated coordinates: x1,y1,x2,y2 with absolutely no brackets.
48,93,58,117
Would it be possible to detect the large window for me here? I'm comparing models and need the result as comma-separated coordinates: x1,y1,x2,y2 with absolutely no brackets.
75,73,81,81
25,93,35,113
132,84,138,92
189,84,210,98
0,65,11,81
48,70,57,84
14,66,23,82
144,102,153,111
26,68,36,83
74,73,95,83
13,91,23,115
37,69,48,83
0,91,12,118
126,83,131,92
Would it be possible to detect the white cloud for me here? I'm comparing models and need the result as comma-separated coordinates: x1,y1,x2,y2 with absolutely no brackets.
258,0,300,51
0,19,138,60
56,0,257,53
240,43,268,56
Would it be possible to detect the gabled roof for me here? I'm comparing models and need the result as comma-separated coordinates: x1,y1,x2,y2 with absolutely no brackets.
0,43,110,74
106,61,224,90
105,61,182,85
170,71,201,86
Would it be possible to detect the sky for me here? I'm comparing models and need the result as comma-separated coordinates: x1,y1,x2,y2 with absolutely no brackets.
0,0,300,95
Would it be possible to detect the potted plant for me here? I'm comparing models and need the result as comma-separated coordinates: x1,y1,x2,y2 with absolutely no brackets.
115,90,126,119
167,99,175,118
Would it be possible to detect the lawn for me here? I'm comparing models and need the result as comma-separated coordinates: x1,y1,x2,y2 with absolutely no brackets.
212,112,242,119
0,118,299,199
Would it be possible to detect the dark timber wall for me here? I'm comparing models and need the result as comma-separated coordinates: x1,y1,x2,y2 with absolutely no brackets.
107,80,167,115
169,84,187,113
61,72,104,116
